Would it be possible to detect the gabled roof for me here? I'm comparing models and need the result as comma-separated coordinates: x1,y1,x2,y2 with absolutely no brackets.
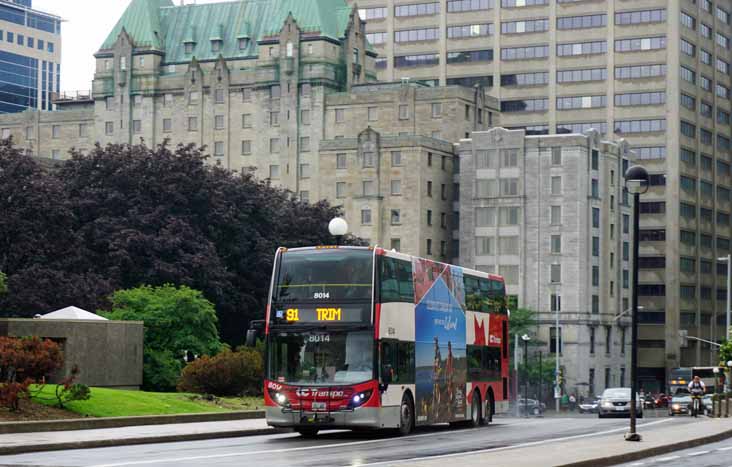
101,0,173,50
100,0,356,62
41,306,108,321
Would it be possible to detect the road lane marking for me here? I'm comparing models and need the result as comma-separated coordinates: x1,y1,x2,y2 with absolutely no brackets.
656,455,680,462
686,450,710,456
89,419,672,467
719,446,732,451
352,419,673,467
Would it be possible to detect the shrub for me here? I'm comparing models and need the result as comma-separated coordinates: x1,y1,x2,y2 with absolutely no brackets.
0,336,63,411
54,366,91,408
177,348,262,397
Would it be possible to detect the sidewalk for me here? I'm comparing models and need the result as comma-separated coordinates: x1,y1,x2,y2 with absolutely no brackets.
0,418,278,455
400,417,732,467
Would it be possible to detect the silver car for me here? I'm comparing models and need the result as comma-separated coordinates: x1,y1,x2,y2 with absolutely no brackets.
598,388,643,418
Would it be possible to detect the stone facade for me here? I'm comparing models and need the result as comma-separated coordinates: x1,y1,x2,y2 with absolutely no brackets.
0,318,143,389
459,127,634,397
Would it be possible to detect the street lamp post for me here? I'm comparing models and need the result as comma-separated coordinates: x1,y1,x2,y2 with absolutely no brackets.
328,217,348,246
624,165,649,442
718,255,731,343
522,334,531,417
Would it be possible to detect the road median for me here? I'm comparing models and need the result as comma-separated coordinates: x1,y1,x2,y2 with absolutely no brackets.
0,409,265,435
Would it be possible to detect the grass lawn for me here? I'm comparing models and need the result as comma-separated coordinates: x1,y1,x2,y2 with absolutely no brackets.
30,385,263,418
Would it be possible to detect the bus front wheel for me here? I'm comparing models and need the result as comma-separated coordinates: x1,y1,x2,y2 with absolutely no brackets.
399,393,415,436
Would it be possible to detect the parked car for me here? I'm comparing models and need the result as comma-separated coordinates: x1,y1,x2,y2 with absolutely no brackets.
578,398,600,414
515,398,546,416
668,393,691,416
598,388,643,418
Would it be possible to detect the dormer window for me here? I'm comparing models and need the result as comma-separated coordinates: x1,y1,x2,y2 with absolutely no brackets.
211,39,222,53
184,42,195,54
286,42,293,57
238,38,249,50
120,56,127,71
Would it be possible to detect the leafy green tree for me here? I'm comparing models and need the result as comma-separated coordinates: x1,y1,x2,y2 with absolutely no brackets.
509,307,537,348
101,284,223,391
720,339,732,366
0,271,6,296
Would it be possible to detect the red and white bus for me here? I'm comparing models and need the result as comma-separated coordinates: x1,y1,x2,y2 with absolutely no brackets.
261,246,510,437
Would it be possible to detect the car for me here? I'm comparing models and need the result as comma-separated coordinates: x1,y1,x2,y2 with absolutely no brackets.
598,388,643,418
668,394,691,416
654,393,671,408
578,398,600,414
515,398,546,416
642,394,656,409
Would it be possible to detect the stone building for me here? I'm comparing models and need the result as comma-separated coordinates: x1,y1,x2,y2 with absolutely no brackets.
351,0,732,385
459,127,633,396
0,0,499,259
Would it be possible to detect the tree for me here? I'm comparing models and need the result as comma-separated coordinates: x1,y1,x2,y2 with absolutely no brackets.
101,284,223,391
0,141,358,343
509,307,537,348
0,271,6,296
720,339,732,367
0,336,63,410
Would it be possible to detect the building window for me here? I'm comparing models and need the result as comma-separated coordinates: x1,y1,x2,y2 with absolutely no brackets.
242,88,252,102
270,138,280,153
336,153,347,169
299,163,311,179
592,266,599,286
590,327,596,354
336,182,347,199
551,235,561,254
592,237,600,256
557,14,607,30
391,209,401,225
215,88,225,104
300,137,310,152
214,141,224,158
241,114,252,129
391,179,402,195
105,122,114,135
551,206,561,225
270,85,281,99
550,264,561,283
614,36,666,52
550,327,562,354
187,116,198,131
399,105,409,120
363,180,376,196
162,118,172,133
551,176,562,195
367,107,378,122
551,294,561,312
557,41,607,57
363,152,376,168
335,109,345,123
269,165,280,179
241,140,251,155
215,115,225,130
426,210,433,226
426,239,433,255
51,125,60,138
189,91,200,104
270,111,279,126
501,18,549,34
78,123,88,138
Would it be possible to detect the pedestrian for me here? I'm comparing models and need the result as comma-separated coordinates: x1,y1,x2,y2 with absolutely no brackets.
569,394,577,411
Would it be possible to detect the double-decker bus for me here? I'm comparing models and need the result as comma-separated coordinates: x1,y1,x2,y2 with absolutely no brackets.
669,367,725,395
261,245,509,437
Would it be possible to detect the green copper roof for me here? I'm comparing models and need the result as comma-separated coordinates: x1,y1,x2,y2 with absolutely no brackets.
102,0,174,50
101,0,356,63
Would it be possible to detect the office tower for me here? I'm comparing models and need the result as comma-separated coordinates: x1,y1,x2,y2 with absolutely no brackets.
0,0,61,113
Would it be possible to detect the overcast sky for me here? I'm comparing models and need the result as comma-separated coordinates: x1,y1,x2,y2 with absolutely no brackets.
32,0,222,92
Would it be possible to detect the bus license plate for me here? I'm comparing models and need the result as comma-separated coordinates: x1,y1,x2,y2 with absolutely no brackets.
312,402,327,411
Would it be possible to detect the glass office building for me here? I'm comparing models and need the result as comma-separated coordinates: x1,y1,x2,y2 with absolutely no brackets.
0,0,60,113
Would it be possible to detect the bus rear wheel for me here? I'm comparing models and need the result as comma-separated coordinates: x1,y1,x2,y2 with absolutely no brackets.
297,427,319,438
469,391,482,427
399,393,415,436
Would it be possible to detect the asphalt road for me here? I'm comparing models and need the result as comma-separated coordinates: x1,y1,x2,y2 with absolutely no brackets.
618,438,732,467
0,413,690,467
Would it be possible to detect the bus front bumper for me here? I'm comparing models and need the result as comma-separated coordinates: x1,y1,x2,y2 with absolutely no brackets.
266,406,400,430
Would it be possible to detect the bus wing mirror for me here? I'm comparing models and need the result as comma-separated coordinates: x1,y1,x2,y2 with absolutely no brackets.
245,329,258,347
245,320,265,347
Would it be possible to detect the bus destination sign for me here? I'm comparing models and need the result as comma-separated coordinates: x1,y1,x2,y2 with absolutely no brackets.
273,306,367,324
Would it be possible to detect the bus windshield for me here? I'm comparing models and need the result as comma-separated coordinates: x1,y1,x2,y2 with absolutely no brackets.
268,330,373,385
273,249,373,303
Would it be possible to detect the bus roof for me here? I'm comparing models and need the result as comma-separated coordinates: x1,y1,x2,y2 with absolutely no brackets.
277,245,505,283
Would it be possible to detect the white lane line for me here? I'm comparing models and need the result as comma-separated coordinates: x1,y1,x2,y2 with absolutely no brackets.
656,455,680,462
352,419,673,467
686,450,710,456
90,419,672,467
629,463,645,466
718,446,732,451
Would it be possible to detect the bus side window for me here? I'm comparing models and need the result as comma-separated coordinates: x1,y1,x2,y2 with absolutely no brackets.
380,257,414,303
397,341,415,384
464,275,481,311
381,341,396,382
478,278,492,312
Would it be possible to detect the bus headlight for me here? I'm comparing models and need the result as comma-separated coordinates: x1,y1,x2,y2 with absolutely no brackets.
268,388,290,407
350,390,373,408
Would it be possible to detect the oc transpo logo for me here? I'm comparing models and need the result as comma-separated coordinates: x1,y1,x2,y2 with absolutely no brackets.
295,388,345,398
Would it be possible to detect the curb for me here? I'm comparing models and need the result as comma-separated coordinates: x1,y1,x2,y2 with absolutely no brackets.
557,425,732,467
0,410,265,434
0,426,286,456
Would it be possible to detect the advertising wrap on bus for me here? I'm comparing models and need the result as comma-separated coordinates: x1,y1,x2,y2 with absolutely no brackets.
260,246,509,437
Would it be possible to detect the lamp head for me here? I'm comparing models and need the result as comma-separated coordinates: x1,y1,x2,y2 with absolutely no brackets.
328,217,348,237
624,165,649,195
521,334,531,341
